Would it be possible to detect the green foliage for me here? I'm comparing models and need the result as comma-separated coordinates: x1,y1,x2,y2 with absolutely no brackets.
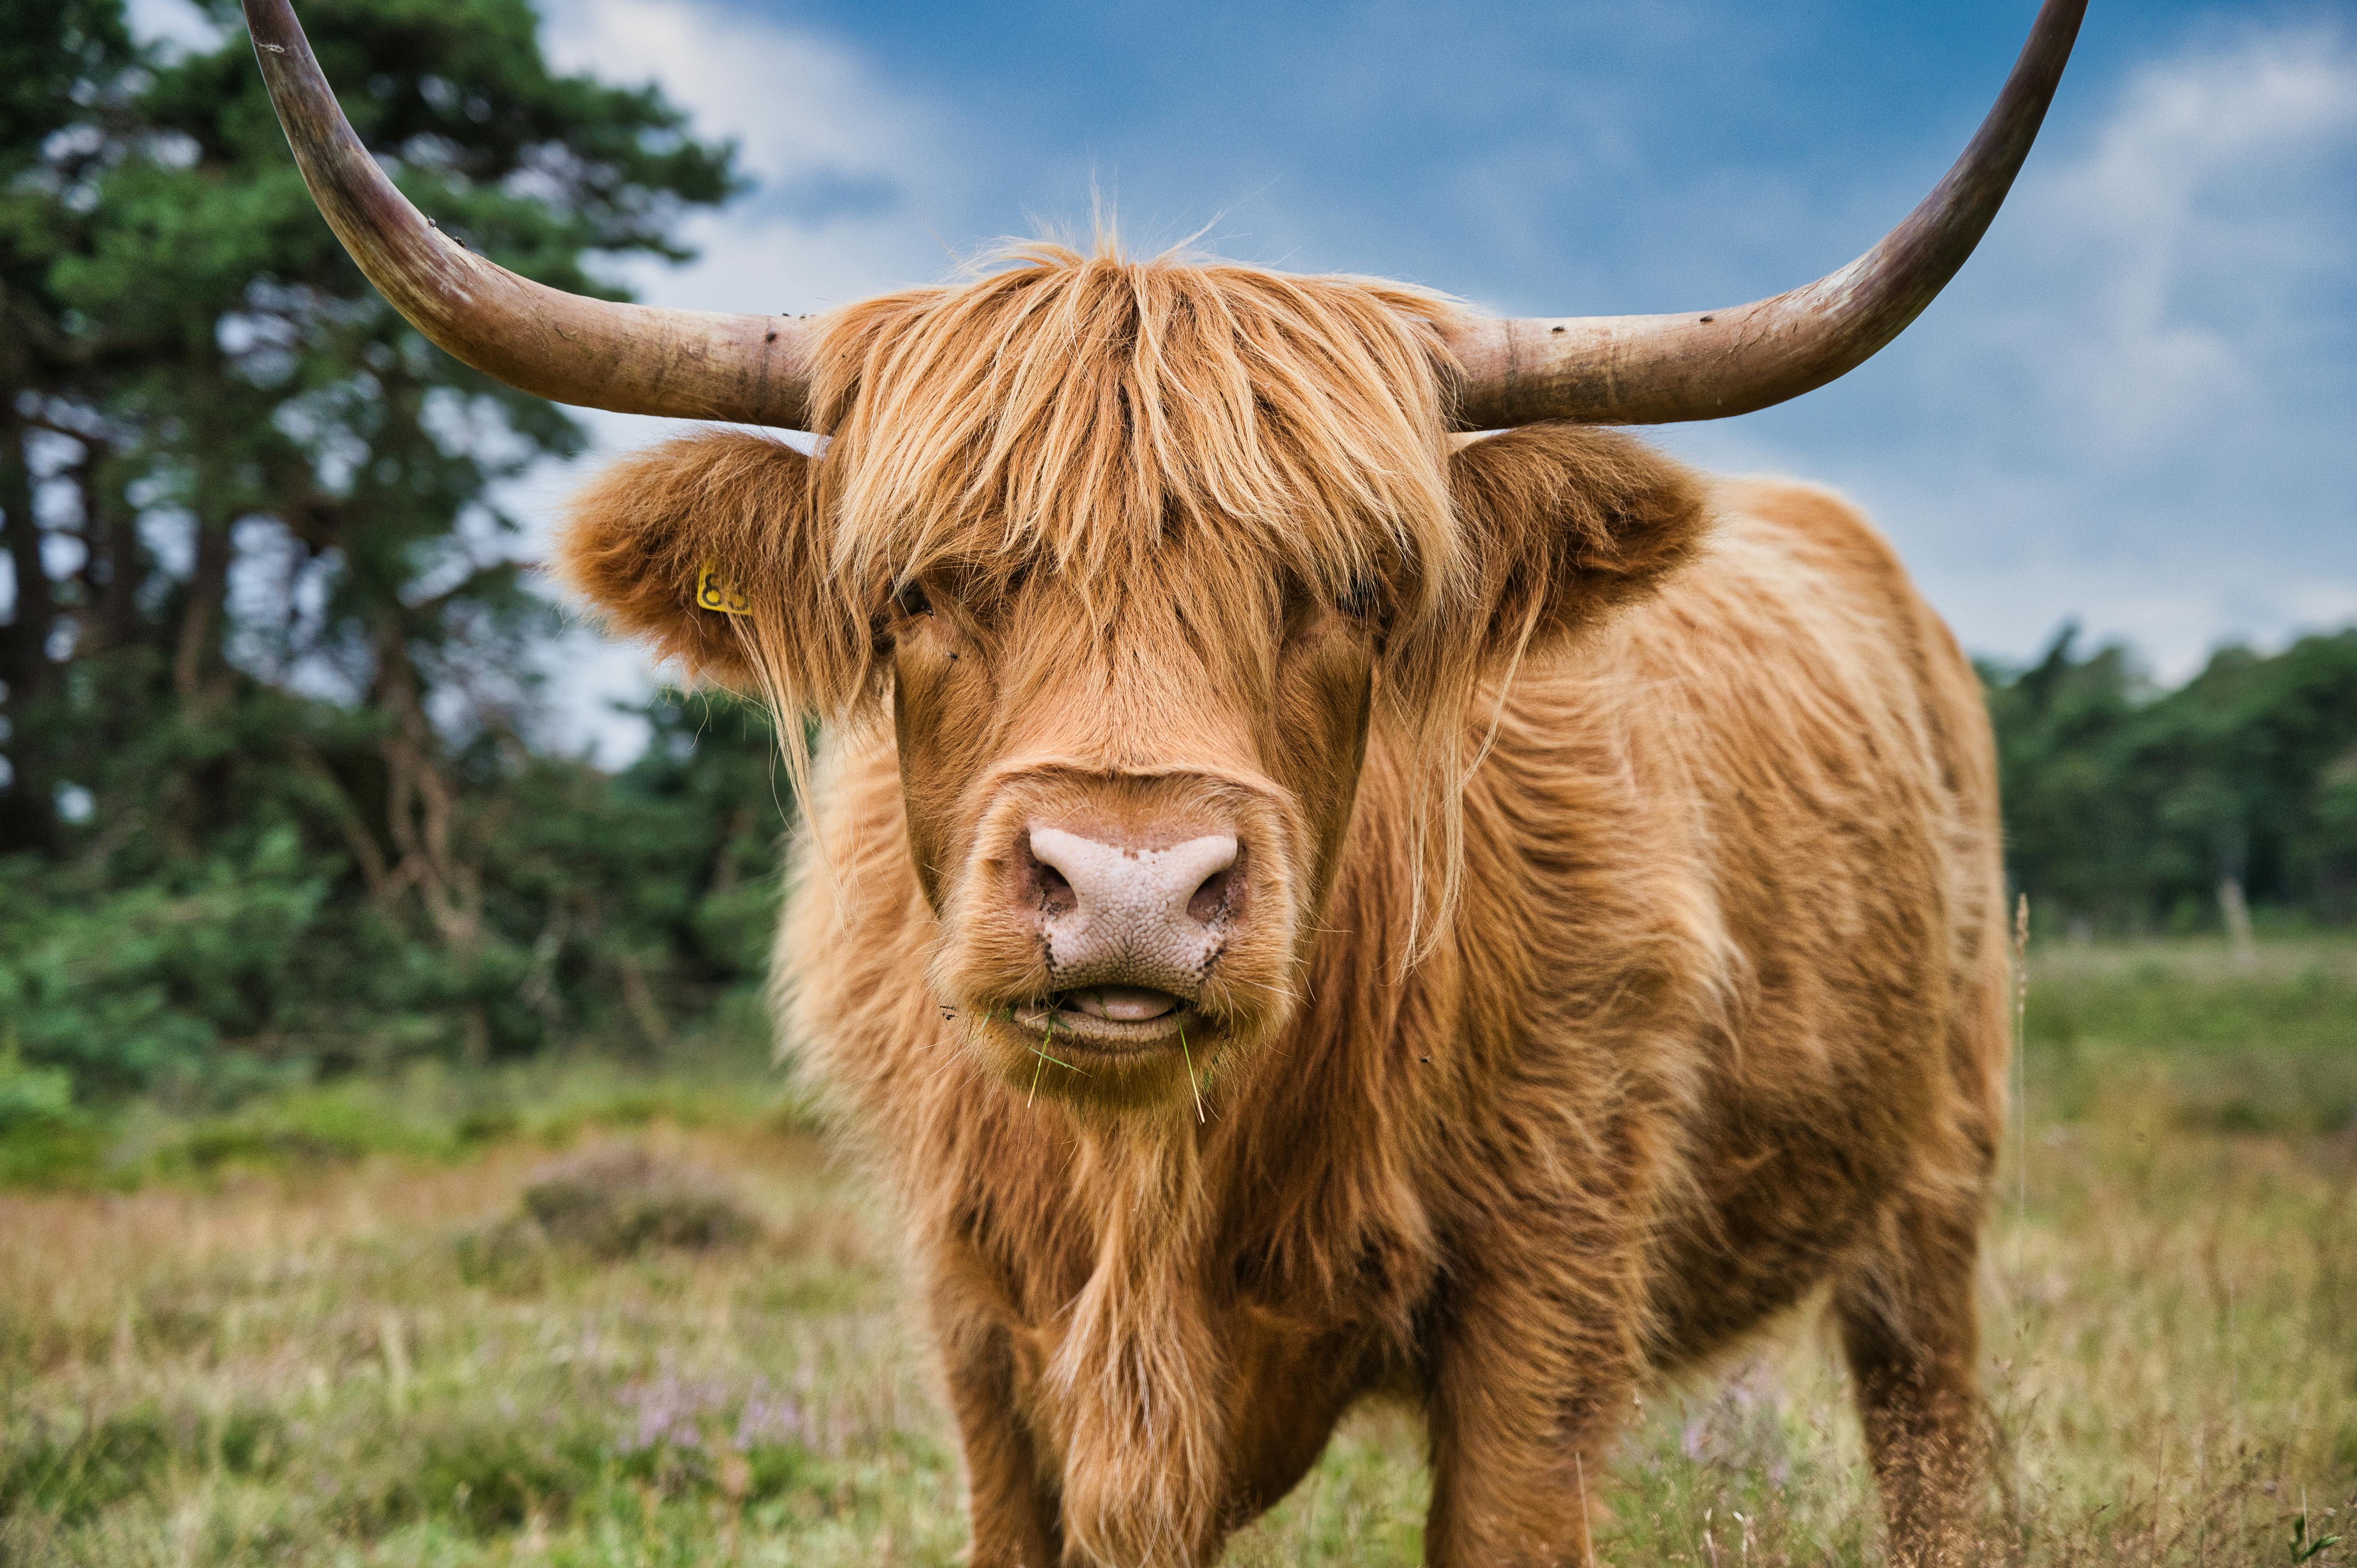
0,689,789,1110
0,0,792,1119
2292,1517,2343,1564
72,1035,797,1186
0,1040,76,1130
0,1035,101,1185
1,828,330,1099
1986,626,2357,932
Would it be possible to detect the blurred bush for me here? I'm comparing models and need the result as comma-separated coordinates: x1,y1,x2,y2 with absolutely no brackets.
456,1145,763,1292
0,692,790,1108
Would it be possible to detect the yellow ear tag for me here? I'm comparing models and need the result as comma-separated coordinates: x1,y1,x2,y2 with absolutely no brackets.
694,559,752,617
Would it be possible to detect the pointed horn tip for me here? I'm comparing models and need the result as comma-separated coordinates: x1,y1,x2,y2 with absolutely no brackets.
1452,0,2088,429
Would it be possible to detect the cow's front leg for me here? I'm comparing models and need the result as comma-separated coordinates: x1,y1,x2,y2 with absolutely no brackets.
932,1280,1061,1568
1422,1263,1637,1568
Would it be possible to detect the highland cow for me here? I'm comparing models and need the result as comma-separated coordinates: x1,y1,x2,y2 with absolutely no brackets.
242,0,2088,1561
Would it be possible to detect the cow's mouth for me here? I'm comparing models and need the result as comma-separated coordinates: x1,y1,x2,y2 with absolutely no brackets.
1063,985,1179,1022
1009,987,1201,1052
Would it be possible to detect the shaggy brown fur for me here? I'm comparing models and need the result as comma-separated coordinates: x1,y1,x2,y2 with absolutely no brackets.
558,244,2007,1567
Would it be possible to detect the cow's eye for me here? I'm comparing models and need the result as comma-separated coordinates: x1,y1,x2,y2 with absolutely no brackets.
1336,576,1378,619
894,581,933,617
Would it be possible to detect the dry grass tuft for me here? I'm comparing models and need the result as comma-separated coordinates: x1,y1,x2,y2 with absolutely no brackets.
452,1143,767,1293
517,1145,762,1259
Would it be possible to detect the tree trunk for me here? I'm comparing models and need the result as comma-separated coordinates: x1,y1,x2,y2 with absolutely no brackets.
173,510,232,702
2218,876,2257,969
373,611,482,954
85,453,142,653
0,414,58,854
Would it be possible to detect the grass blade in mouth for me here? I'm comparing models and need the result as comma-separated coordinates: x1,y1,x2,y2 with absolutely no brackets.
1028,1017,1055,1107
1180,1024,1205,1124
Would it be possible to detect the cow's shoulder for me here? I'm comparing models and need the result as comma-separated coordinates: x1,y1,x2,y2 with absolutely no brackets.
1703,475,1913,601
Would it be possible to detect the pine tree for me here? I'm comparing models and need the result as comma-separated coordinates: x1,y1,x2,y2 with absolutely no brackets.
1,0,790,1101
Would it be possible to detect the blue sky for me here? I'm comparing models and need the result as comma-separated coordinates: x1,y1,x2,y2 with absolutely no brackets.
137,0,2357,758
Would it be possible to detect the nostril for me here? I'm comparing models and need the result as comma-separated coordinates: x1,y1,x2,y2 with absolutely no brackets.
1186,865,1235,925
1024,843,1078,917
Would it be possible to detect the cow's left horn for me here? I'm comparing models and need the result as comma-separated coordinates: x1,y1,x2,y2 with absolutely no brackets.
1444,0,2087,429
242,0,814,428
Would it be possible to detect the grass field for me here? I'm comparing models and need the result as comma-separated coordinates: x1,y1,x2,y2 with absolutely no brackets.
2,937,2353,1565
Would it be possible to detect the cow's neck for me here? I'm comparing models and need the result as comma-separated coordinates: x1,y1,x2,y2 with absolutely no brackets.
1037,1102,1229,1560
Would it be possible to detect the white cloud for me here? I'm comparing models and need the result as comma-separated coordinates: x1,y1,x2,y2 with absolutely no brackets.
1932,23,2357,673
125,0,223,55
542,0,911,182
2000,23,2357,455
535,0,963,313
2288,582,2357,630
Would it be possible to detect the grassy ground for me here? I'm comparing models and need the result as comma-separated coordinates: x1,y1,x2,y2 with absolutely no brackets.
2,938,2353,1564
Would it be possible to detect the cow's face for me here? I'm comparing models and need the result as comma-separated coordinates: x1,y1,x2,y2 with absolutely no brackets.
558,251,1708,1111
878,534,1387,1107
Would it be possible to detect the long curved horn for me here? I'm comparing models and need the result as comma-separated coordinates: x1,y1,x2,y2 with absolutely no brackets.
1444,0,2087,429
242,0,813,428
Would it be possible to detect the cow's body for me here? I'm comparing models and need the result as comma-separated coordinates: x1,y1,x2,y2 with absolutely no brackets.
788,468,2007,1566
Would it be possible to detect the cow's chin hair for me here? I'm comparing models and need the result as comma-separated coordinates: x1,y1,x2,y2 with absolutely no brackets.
941,973,1292,1117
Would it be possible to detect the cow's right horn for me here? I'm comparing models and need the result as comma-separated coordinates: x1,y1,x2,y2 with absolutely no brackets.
242,0,815,429
1444,0,2088,429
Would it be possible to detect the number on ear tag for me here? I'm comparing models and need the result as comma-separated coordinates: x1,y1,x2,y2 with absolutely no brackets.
695,559,752,617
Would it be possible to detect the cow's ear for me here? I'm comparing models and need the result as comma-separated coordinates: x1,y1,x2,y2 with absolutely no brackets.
555,432,855,702
1439,424,1710,669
